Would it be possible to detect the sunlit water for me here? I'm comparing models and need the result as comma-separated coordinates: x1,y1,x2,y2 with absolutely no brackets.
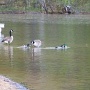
0,14,90,90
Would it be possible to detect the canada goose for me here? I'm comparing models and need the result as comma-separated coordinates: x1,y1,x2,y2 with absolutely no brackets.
55,44,70,49
31,40,41,47
2,29,13,44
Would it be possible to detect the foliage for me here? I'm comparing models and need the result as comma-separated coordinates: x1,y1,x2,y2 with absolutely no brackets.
0,0,89,13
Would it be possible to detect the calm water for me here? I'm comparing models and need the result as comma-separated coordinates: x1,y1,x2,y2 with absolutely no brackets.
0,14,90,90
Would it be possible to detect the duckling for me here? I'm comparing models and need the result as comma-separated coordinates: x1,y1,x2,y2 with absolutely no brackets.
2,29,13,44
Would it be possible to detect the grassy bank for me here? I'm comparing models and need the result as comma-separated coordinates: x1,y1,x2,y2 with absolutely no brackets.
0,0,89,14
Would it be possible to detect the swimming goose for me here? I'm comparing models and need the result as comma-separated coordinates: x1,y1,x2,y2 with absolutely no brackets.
31,40,41,47
55,44,70,49
2,29,13,44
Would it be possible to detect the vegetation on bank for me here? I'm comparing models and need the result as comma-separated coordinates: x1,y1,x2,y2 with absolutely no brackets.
0,0,89,14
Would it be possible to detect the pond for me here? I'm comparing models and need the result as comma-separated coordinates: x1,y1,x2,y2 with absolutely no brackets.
0,14,90,90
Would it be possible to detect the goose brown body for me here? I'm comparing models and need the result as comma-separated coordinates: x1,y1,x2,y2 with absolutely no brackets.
2,29,13,44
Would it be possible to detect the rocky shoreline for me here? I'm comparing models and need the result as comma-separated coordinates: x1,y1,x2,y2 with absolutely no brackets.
0,75,28,90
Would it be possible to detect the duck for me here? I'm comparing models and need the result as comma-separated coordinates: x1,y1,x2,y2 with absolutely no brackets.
2,29,13,44
31,40,41,47
55,44,70,49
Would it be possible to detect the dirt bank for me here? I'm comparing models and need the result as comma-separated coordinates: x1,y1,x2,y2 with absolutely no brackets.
0,75,28,90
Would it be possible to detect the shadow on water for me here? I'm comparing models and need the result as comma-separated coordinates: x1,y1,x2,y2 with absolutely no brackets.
2,45,13,65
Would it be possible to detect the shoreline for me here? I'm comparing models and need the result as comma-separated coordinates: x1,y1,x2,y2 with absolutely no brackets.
0,11,90,15
0,75,28,90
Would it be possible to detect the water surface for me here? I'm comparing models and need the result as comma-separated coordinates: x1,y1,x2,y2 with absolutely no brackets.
0,14,90,90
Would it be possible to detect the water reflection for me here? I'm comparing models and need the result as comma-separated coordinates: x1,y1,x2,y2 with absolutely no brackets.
20,47,41,71
3,45,13,58
31,48,41,60
22,48,42,71
1,45,13,67
22,47,42,90
38,14,45,47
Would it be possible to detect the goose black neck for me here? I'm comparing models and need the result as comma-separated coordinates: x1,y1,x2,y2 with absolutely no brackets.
9,31,12,37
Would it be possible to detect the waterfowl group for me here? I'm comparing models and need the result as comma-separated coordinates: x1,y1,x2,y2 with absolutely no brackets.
1,29,70,50
0,24,70,50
